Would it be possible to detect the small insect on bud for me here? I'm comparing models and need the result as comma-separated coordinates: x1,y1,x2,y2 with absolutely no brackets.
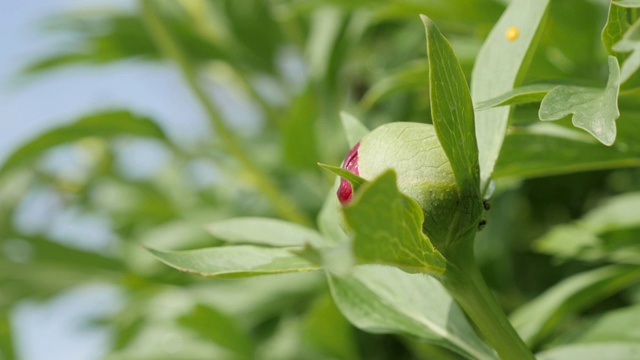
337,142,360,204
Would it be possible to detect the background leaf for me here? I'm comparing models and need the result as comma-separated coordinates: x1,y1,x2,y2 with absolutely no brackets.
613,19,640,83
510,265,640,346
147,245,320,278
328,265,498,360
537,343,640,360
340,112,369,147
471,0,550,192
0,110,167,175
179,304,255,359
539,56,621,146
495,115,640,179
533,192,640,264
206,217,328,248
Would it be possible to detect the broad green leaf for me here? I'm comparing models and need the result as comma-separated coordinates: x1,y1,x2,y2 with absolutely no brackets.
179,304,254,358
343,170,446,275
340,112,369,147
422,15,480,199
475,84,555,110
495,120,640,179
147,245,320,278
0,110,166,175
537,343,640,360
328,265,497,360
567,304,640,344
539,56,621,146
471,0,550,192
613,19,640,83
510,265,640,346
318,163,366,194
361,61,428,109
205,217,328,248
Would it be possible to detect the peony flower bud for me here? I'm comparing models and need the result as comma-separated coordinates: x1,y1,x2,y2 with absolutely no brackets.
337,122,460,243
337,143,360,204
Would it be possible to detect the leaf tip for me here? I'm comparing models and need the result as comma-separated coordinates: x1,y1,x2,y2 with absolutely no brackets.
419,14,431,27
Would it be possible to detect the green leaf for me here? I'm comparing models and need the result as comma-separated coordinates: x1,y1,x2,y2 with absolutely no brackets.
302,295,360,360
537,343,640,360
475,84,555,110
340,111,369,147
0,313,15,360
147,245,320,278
317,182,350,243
533,192,640,264
539,56,621,146
471,0,550,191
282,88,319,169
343,170,446,275
179,304,255,358
510,265,640,347
613,0,640,8
205,217,329,248
494,118,640,179
318,163,367,194
360,61,428,109
603,2,637,60
422,15,480,199
613,19,640,83
328,265,498,360
0,110,167,175
567,304,640,344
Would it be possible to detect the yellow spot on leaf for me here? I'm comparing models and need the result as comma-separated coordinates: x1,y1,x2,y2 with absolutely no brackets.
505,26,519,41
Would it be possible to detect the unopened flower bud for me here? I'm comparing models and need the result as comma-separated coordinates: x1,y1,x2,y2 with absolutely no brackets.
337,122,460,243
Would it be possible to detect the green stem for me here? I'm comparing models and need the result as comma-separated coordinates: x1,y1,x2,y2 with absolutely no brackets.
140,0,311,227
440,239,535,360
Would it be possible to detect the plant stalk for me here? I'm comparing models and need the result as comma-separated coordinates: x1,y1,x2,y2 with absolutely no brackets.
140,0,311,227
441,238,535,360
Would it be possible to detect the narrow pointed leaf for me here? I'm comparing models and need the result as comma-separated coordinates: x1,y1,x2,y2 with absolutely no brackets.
340,112,369,147
422,15,480,200
471,0,550,191
475,84,554,110
343,170,446,275
318,163,366,193
0,110,166,174
328,265,498,360
539,56,621,146
147,245,320,278
361,61,428,109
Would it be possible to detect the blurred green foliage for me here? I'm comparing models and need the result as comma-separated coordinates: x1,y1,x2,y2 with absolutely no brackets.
4,0,640,359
